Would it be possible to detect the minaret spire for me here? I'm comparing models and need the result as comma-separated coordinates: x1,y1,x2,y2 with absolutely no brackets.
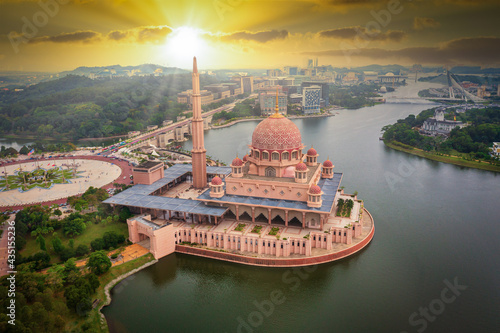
191,56,207,189
270,86,283,118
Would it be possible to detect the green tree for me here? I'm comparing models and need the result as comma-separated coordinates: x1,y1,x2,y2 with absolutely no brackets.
19,145,29,155
63,217,86,237
36,234,47,251
86,250,111,275
51,235,64,254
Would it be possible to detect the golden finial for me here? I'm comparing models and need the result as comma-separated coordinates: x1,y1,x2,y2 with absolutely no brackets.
270,86,284,118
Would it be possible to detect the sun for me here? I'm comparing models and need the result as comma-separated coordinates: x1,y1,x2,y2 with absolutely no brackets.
164,26,208,68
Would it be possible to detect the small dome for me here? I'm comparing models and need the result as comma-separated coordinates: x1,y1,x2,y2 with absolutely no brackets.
211,176,222,185
307,147,317,156
242,154,248,162
309,184,321,194
295,162,307,171
232,157,243,166
323,160,333,167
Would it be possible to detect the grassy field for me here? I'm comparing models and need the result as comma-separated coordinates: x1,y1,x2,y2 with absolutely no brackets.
21,220,129,263
385,141,500,173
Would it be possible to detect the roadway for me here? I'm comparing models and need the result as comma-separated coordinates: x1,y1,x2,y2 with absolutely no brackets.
102,94,256,155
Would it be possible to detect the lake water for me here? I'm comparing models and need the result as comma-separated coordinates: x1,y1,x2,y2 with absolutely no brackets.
101,82,500,332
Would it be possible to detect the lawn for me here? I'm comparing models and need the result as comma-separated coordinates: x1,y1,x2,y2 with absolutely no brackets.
21,220,129,263
385,141,500,173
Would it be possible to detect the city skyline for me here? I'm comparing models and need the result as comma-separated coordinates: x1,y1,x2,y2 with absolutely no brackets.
1,0,500,72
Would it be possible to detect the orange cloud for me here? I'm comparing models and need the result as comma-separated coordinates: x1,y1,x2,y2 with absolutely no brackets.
221,30,289,43
413,17,440,30
319,27,407,42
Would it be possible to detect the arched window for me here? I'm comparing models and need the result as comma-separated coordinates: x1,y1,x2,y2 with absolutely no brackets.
282,151,289,160
262,151,269,160
292,151,298,159
271,152,280,160
265,166,276,177
255,151,260,159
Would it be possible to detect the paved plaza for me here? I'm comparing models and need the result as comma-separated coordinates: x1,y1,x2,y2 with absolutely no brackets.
0,158,121,207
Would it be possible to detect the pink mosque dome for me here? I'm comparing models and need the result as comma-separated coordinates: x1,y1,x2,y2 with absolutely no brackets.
232,157,243,166
282,166,295,178
323,159,333,167
211,176,222,185
295,162,307,171
309,184,321,194
307,147,317,156
251,116,302,151
243,154,248,162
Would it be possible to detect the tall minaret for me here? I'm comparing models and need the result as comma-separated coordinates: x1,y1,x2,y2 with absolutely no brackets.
191,57,207,189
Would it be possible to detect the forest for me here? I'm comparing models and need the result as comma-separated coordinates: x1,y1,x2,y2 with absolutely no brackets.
382,106,500,160
329,84,382,109
0,73,220,141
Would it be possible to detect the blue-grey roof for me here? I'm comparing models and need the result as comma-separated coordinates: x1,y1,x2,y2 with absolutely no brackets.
103,164,230,216
103,163,341,215
197,173,343,213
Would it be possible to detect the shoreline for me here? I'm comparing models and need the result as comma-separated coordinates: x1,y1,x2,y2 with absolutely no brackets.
384,140,500,173
98,257,158,329
211,113,335,129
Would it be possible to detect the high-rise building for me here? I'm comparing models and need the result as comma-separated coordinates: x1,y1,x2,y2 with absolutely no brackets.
302,85,321,114
234,75,254,94
302,81,330,107
191,57,207,189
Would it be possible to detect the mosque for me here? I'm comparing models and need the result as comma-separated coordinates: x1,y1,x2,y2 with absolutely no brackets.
104,57,374,266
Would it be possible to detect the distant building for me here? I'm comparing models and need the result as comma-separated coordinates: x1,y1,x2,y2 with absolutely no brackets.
363,71,379,82
205,84,231,100
490,142,500,158
177,89,214,105
147,125,158,131
302,81,330,107
233,76,254,94
342,72,358,85
421,108,467,135
378,72,407,84
221,82,242,96
289,93,303,104
302,86,321,114
267,69,281,77
260,91,287,116
284,66,298,75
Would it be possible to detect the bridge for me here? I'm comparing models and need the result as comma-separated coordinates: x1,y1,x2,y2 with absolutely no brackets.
105,95,256,154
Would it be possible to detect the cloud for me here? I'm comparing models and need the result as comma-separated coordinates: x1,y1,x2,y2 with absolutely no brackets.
30,31,100,44
26,25,173,45
413,17,440,30
221,30,289,43
135,26,172,43
301,37,500,65
319,27,407,42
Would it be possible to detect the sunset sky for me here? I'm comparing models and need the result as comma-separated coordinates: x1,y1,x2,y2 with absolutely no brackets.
0,0,499,72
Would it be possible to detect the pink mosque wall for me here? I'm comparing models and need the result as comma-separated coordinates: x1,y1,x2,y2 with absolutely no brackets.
175,220,375,267
127,214,175,259
224,165,323,202
132,167,164,185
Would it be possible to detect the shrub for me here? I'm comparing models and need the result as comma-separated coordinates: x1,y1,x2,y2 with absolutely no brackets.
75,244,89,257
